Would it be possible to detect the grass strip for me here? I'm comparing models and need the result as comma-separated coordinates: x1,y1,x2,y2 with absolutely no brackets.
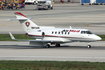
98,35,105,41
0,34,105,41
0,61,105,70
0,34,34,41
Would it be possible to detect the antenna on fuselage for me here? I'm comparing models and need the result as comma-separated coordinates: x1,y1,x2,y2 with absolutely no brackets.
70,26,72,29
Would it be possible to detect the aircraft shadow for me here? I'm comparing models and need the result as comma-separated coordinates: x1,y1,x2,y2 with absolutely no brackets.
0,45,105,50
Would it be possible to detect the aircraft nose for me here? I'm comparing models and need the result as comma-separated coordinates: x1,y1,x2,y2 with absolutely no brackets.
96,36,102,41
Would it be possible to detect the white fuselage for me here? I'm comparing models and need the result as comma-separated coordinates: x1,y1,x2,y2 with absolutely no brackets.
13,12,102,48
27,27,101,43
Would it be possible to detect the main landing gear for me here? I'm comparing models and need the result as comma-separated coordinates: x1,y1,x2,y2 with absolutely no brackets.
45,44,50,48
45,43,91,48
45,43,61,48
55,44,60,47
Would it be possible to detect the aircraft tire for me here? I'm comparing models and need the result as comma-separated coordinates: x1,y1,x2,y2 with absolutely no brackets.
55,44,60,47
87,45,91,48
45,44,50,48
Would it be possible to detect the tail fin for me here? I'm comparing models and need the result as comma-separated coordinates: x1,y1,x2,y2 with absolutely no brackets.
14,12,39,33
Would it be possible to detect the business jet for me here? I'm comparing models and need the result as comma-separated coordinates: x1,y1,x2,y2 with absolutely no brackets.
9,12,101,48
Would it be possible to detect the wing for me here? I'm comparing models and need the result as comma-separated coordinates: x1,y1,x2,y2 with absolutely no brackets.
29,40,65,43
29,39,71,46
9,32,71,43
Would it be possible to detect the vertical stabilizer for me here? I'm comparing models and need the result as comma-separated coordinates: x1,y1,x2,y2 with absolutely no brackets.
14,12,39,32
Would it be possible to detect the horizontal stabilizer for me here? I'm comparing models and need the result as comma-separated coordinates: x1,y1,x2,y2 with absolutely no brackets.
6,17,31,21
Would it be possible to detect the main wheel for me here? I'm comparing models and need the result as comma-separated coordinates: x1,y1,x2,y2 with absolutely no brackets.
45,44,50,48
87,45,91,48
55,44,60,47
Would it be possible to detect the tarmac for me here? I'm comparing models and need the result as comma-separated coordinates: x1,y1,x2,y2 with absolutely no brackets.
0,41,105,62
0,4,105,34
0,4,105,62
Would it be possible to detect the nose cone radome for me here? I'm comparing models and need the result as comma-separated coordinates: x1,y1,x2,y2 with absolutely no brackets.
95,35,102,41
94,35,102,41
91,35,102,41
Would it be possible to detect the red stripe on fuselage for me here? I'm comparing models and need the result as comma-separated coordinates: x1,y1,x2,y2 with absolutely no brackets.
28,34,42,37
27,34,90,39
45,35,86,39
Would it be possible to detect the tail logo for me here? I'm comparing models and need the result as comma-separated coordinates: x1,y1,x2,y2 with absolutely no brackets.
25,22,30,27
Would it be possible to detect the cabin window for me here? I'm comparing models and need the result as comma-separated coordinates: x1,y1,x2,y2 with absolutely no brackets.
58,32,60,34
52,31,54,34
63,30,65,32
62,31,63,34
55,32,57,34
68,32,70,34
65,32,66,34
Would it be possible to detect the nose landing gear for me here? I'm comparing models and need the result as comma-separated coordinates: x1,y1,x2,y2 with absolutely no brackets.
87,42,91,48
87,45,91,48
45,43,61,48
45,44,50,48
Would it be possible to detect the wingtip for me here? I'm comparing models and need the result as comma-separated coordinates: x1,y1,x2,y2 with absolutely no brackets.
9,32,16,40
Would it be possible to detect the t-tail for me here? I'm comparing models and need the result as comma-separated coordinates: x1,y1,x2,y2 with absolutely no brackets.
14,12,39,33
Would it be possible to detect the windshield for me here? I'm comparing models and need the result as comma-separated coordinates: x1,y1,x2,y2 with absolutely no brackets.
81,31,92,34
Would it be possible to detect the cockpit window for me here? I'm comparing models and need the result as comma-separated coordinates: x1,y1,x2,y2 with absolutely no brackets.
81,31,92,34
86,31,92,34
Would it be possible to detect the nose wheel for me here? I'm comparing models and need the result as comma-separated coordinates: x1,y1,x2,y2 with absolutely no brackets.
87,45,91,48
